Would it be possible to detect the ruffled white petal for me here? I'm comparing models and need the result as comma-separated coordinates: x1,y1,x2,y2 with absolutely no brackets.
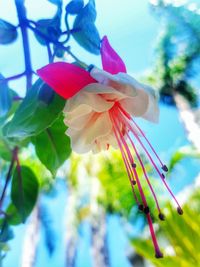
142,94,159,123
66,112,113,154
64,90,113,113
90,68,137,98
119,89,149,117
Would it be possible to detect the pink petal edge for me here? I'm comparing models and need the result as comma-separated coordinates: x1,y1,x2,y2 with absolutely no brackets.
101,36,127,75
37,62,96,99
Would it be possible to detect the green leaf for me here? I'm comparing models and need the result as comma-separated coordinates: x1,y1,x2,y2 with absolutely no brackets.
66,0,84,15
3,79,65,139
0,74,12,118
0,19,18,45
32,115,71,175
6,204,23,225
11,166,39,223
0,135,11,161
72,0,100,55
34,18,61,45
0,221,14,242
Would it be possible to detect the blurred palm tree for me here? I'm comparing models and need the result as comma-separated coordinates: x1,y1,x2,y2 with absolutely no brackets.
148,0,200,150
66,151,161,267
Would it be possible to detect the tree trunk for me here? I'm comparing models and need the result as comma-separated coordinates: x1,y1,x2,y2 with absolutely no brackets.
174,93,200,151
90,208,110,267
21,205,40,267
65,189,78,267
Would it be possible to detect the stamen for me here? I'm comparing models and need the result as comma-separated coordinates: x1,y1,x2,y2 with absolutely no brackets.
110,112,163,257
117,109,182,211
111,118,139,205
117,103,167,171
111,114,149,211
126,133,162,214
146,213,163,259
158,213,165,221
131,163,137,168
144,206,150,214
177,207,183,215
138,204,144,211
162,165,168,172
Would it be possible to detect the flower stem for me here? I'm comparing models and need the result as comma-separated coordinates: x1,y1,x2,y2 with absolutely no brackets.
27,23,88,69
0,147,18,210
0,72,25,84
15,0,33,93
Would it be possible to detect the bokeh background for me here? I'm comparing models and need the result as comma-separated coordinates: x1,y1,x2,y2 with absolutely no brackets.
0,0,200,267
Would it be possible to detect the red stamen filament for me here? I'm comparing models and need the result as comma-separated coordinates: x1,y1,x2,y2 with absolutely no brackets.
113,110,162,214
117,108,182,210
109,111,163,257
117,103,166,169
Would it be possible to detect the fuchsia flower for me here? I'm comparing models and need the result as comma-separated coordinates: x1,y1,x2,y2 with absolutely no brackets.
37,36,183,258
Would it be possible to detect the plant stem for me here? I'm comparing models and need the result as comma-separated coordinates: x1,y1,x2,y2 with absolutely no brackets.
47,43,53,63
0,147,18,210
15,0,33,93
27,23,88,69
15,149,25,222
0,72,25,84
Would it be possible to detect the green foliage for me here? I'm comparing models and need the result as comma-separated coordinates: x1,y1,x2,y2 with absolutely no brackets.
0,134,11,161
3,79,65,139
32,115,71,175
6,204,23,226
0,19,18,45
72,0,101,55
0,75,12,118
132,187,200,266
11,166,39,223
168,146,200,172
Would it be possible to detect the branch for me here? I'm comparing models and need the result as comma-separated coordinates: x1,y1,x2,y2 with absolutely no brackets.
15,0,33,93
0,72,25,84
27,23,88,69
0,147,18,210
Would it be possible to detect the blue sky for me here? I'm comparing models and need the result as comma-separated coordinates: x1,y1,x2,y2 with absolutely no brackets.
0,0,159,95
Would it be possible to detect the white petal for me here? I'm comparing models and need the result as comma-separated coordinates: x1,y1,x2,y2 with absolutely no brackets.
119,88,149,117
64,112,94,130
66,112,113,154
64,91,113,114
142,94,159,123
90,68,137,98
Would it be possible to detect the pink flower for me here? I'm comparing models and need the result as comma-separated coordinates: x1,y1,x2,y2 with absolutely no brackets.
37,36,183,258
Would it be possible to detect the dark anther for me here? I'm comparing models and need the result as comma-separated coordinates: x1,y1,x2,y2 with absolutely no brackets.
155,251,163,258
87,64,95,72
161,173,165,179
158,213,165,221
144,206,150,214
131,180,136,185
162,165,168,172
131,163,137,168
177,207,183,215
138,204,144,211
